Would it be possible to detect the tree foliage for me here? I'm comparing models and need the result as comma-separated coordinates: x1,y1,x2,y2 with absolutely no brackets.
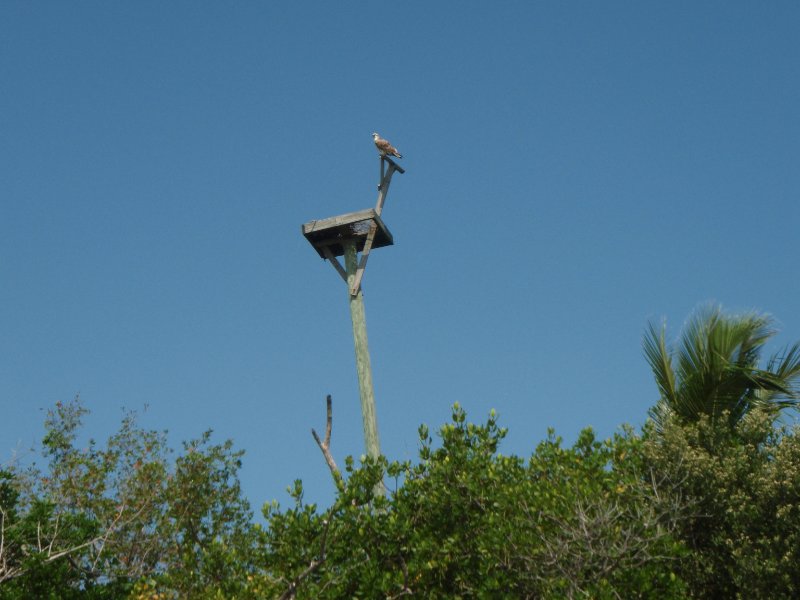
0,398,256,599
644,305,800,429
643,412,800,599
260,405,686,599
2,306,799,598
641,305,800,598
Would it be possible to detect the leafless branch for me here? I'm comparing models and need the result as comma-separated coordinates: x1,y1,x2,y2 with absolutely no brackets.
90,500,128,571
0,508,5,564
505,462,692,599
311,395,344,492
0,506,13,582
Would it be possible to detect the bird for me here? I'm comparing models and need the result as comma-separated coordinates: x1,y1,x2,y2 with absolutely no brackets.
372,132,402,159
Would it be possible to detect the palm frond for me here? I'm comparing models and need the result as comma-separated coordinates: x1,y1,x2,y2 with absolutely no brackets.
647,399,674,432
728,312,774,368
643,305,800,429
643,321,676,405
675,307,715,389
767,343,800,396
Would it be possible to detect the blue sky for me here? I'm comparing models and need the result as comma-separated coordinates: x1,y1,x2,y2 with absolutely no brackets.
2,2,799,510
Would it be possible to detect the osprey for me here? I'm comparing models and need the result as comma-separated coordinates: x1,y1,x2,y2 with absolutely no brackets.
372,132,402,159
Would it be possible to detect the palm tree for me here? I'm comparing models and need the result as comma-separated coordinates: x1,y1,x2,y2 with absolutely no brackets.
643,305,800,430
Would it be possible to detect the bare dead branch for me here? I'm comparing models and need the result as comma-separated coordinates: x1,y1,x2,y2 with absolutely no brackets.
0,508,5,564
90,500,128,571
311,395,344,492
0,506,12,582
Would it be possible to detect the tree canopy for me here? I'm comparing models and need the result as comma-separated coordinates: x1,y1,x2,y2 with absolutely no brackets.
2,305,799,598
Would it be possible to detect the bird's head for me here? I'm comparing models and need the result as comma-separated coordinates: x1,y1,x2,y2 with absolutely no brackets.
371,132,379,140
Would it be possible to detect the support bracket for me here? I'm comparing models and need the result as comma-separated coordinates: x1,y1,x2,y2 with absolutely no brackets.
349,221,378,296
375,156,405,216
321,246,348,284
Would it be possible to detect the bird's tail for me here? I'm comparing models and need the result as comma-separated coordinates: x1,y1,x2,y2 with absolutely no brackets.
394,151,403,159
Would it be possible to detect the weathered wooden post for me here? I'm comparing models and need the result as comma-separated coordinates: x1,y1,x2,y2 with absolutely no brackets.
343,239,381,460
302,157,405,474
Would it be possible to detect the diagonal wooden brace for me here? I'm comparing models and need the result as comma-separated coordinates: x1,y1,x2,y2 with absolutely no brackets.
375,156,405,216
349,222,378,296
321,246,348,283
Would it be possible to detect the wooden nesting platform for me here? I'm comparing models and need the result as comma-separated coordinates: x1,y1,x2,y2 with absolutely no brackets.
302,208,393,259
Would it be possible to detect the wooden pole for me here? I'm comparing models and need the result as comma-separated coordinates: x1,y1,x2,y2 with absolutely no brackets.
343,240,382,467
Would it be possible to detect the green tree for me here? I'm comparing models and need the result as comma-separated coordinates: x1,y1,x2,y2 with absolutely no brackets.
643,413,800,599
643,305,800,429
643,305,800,598
1,399,163,598
144,432,257,599
0,397,257,599
260,405,686,599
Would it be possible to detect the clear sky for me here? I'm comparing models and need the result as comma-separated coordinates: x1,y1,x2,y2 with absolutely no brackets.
2,2,799,511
